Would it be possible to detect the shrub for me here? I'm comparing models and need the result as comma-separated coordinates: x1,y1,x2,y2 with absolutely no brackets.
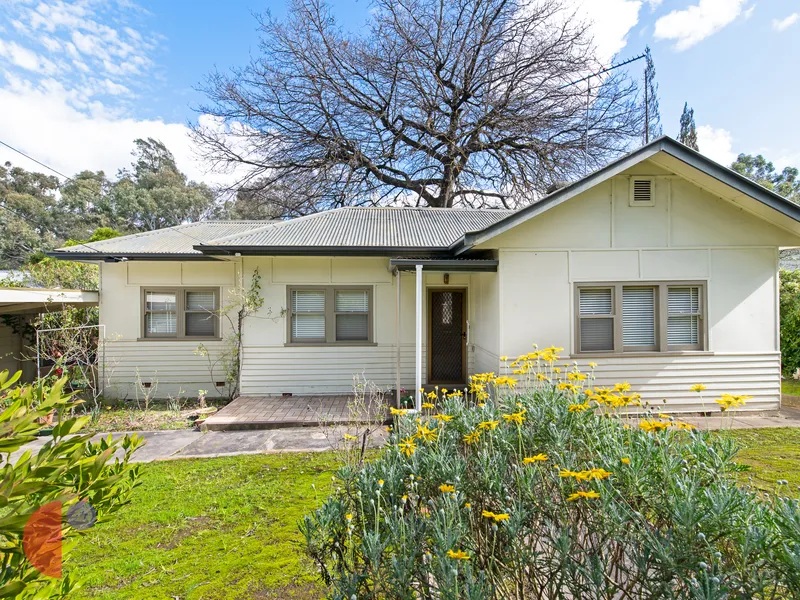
780,268,800,377
302,349,800,599
0,370,143,599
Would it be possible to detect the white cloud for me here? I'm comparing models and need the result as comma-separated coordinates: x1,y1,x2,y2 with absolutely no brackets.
697,125,736,166
0,80,243,186
773,13,799,32
743,4,756,20
0,40,58,74
654,0,748,51
564,0,642,63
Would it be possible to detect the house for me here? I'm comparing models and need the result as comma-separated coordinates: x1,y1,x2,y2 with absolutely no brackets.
49,137,800,413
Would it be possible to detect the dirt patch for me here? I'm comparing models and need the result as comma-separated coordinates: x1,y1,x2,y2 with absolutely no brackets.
782,394,800,409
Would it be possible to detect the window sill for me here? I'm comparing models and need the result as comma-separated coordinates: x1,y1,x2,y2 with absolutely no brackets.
137,337,222,342
284,342,378,347
570,350,712,359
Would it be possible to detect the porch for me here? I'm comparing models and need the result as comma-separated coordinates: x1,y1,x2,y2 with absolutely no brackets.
203,394,390,431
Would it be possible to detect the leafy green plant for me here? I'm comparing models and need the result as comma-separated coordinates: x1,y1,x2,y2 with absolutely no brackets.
196,267,283,400
780,268,800,377
303,350,800,599
0,370,143,599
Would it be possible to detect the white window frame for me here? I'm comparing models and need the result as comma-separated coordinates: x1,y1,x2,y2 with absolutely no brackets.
574,281,706,355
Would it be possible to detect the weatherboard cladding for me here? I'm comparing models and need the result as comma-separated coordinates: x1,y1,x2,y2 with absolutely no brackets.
204,207,515,249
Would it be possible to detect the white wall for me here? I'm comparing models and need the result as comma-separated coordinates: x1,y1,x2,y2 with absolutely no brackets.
240,257,476,395
99,255,482,398
480,160,795,411
100,260,239,399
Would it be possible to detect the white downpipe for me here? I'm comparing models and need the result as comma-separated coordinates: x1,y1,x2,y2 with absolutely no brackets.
415,264,423,411
395,269,401,408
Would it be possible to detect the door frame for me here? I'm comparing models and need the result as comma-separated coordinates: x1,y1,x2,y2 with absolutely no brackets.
426,287,468,385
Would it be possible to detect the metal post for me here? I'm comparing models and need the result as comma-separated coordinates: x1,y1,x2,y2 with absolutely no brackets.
415,264,423,411
395,269,401,408
585,77,590,175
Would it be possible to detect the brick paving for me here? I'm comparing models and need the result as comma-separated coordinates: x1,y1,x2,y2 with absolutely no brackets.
203,395,390,431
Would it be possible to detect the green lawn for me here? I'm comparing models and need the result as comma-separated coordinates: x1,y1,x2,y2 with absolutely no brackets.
68,452,338,600
68,429,800,599
726,427,800,492
781,378,800,401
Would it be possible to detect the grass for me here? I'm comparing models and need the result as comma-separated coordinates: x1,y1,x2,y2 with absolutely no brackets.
727,427,800,492
67,428,799,599
68,452,338,599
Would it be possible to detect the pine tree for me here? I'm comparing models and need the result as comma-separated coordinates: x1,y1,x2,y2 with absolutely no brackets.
678,102,699,151
643,47,662,144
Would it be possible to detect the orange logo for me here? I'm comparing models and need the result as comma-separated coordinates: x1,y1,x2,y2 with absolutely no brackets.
22,501,96,578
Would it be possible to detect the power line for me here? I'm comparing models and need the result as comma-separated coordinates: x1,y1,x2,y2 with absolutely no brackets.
0,139,73,182
0,139,234,258
0,204,103,256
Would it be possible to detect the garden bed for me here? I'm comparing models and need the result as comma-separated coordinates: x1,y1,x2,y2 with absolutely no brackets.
66,427,800,599
80,398,230,434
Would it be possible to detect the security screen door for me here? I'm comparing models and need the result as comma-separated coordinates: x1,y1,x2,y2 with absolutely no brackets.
428,290,466,384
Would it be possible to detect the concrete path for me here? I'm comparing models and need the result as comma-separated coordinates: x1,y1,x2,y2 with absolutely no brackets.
9,407,800,465
9,426,389,465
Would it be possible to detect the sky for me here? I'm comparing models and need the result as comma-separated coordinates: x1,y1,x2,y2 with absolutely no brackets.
0,0,798,186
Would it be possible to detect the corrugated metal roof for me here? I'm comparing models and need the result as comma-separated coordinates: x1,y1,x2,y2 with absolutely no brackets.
55,221,275,255
204,207,515,250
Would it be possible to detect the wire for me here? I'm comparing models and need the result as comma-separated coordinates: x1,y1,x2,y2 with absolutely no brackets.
0,204,101,255
0,139,235,258
0,140,73,182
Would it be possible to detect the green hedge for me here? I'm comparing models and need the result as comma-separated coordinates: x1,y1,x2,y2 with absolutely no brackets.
780,269,800,377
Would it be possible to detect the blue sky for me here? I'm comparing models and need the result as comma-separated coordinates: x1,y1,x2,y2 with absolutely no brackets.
0,0,798,185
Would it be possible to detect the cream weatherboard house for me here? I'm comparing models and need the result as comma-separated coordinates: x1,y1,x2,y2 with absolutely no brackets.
51,138,800,413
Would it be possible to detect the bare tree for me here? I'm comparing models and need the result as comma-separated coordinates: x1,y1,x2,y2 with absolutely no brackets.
194,0,645,209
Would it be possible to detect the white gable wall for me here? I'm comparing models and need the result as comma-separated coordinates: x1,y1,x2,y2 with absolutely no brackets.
479,160,794,411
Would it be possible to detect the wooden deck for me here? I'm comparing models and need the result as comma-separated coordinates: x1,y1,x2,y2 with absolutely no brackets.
203,395,390,431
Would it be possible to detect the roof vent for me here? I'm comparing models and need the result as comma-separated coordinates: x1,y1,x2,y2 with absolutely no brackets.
629,177,655,206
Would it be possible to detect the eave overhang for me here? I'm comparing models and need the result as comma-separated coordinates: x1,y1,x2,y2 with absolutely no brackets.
390,258,498,272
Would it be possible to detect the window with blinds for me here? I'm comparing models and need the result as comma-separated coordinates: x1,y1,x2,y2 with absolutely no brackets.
143,288,220,339
576,282,705,354
578,288,614,352
288,287,372,344
335,290,369,341
667,286,702,349
291,290,326,341
145,291,177,336
622,286,656,350
185,290,217,337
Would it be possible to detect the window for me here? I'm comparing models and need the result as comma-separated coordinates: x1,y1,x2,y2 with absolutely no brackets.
575,282,704,354
667,286,702,350
142,288,219,339
288,286,373,344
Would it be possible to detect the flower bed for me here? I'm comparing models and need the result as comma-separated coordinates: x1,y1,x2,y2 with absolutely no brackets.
302,348,800,599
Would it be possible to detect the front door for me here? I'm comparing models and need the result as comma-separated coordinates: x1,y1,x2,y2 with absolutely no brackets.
428,289,466,384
